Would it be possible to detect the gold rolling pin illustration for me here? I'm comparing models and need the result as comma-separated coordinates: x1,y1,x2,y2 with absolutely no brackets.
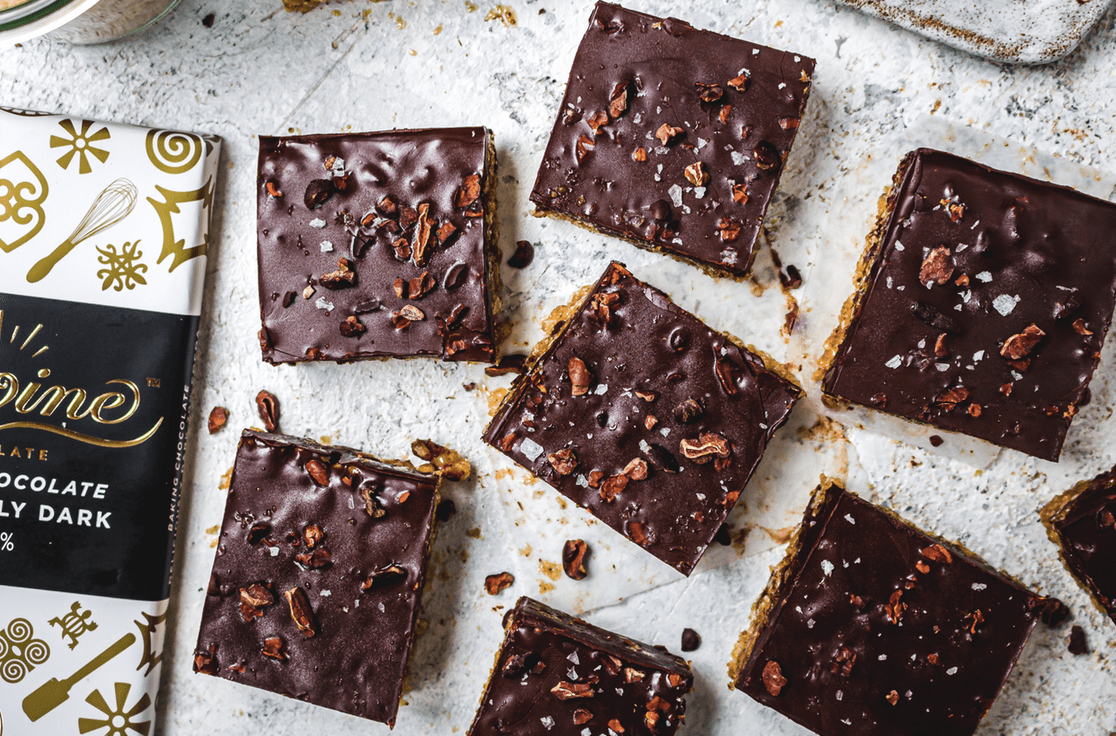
27,178,137,283
21,632,135,722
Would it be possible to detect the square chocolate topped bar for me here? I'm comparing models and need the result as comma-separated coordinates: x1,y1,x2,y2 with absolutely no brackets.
822,148,1116,461
1042,466,1116,626
530,2,815,277
257,127,499,364
193,430,444,726
482,262,801,575
468,597,692,736
730,482,1065,736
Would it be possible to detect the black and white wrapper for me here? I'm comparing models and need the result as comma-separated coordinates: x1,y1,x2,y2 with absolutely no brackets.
0,107,219,736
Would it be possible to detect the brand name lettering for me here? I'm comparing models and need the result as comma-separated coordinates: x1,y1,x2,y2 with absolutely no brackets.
0,369,162,448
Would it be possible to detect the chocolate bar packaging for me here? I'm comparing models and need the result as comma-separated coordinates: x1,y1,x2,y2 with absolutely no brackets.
0,107,219,735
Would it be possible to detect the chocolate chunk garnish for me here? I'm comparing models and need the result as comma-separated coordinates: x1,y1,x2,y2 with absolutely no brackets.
551,681,595,700
921,544,953,564
409,272,436,299
362,564,407,591
1000,324,1045,360
247,521,271,545
194,649,218,675
319,258,357,290
683,162,709,187
1028,596,1070,627
644,443,681,474
548,448,579,476
609,81,630,118
655,124,684,146
568,357,594,396
239,583,275,609
303,524,324,549
762,661,786,696
673,398,704,424
294,547,332,569
562,539,589,580
508,240,535,269
680,628,701,652
304,179,333,210
305,458,329,486
485,572,515,595
285,587,319,638
1068,625,1088,655
696,82,724,103
339,315,366,337
412,203,434,267
262,636,287,661
501,652,538,679
754,142,781,171
455,174,481,210
679,432,731,464
920,246,954,286
255,390,280,432
208,406,229,434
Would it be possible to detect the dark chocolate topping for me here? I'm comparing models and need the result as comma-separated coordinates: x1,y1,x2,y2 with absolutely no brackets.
736,483,1050,736
468,597,692,736
530,2,815,277
1050,466,1116,623
193,430,439,726
257,127,496,363
823,148,1116,461
483,262,800,575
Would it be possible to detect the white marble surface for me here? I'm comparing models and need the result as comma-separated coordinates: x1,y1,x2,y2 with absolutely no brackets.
3,0,1116,734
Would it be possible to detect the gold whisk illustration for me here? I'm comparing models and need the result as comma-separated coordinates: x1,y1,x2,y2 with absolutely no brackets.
27,178,138,283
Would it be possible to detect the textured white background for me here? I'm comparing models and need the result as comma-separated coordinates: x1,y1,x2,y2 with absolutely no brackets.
2,0,1116,734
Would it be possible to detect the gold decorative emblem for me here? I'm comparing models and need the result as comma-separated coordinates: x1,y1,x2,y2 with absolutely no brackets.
0,310,164,449
49,602,99,650
23,634,135,723
0,151,49,254
133,612,167,677
0,618,50,685
78,682,152,736
144,130,204,175
96,242,148,292
147,177,213,273
27,179,137,284
50,119,111,175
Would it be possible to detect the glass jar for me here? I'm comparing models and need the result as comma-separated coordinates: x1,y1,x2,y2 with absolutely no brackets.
0,0,180,45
